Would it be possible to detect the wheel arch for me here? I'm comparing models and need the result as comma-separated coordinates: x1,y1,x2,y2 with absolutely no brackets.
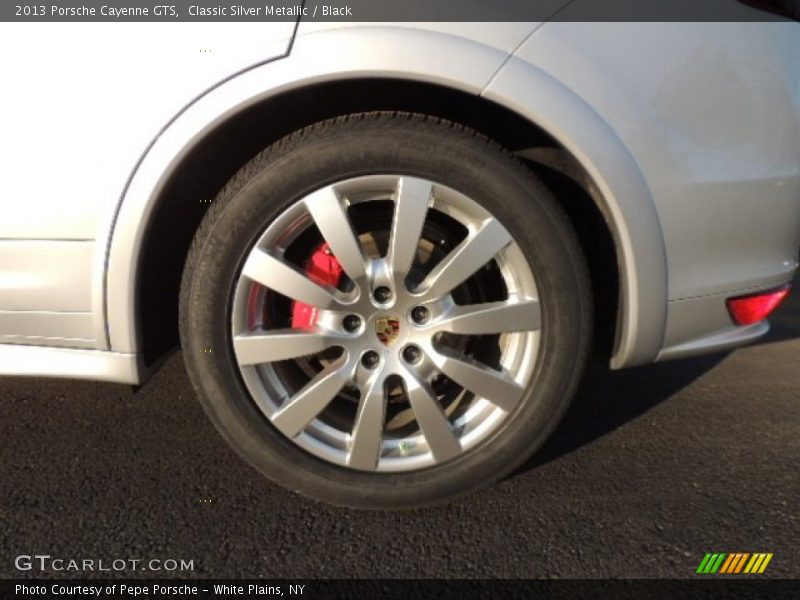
105,28,665,378
484,55,668,369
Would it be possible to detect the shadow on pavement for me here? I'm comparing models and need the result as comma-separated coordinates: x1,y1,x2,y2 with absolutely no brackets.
515,353,727,475
516,272,800,476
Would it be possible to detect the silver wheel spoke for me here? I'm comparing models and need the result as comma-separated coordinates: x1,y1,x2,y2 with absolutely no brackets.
406,374,461,462
387,177,432,280
233,330,337,365
304,186,367,282
271,357,351,438
347,373,388,470
242,248,337,308
432,354,523,412
435,299,541,336
418,218,512,299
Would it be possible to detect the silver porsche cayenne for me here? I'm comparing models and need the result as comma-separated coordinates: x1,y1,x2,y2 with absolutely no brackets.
1,16,798,507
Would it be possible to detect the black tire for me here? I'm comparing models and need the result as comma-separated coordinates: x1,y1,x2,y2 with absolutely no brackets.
179,112,592,509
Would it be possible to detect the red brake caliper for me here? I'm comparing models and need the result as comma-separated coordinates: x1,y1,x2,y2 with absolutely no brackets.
291,243,344,329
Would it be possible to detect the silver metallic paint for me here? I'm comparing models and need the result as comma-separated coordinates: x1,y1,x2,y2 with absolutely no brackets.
104,26,535,360
0,345,140,384
0,22,798,382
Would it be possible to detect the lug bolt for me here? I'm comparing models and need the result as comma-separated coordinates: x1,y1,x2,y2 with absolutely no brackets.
411,305,430,324
343,314,361,332
373,286,392,304
402,345,422,364
361,351,380,370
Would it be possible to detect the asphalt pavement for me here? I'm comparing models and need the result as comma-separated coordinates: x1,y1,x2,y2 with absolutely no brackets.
1,280,798,579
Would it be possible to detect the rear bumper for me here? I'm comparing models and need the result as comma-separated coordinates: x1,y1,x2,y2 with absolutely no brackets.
657,269,796,362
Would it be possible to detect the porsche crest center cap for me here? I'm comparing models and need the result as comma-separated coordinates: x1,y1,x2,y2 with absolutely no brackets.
375,315,401,347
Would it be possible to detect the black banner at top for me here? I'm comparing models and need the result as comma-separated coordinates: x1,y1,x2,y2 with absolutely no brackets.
3,0,800,22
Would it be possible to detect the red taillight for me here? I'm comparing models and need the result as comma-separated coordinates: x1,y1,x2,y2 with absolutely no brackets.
726,285,791,326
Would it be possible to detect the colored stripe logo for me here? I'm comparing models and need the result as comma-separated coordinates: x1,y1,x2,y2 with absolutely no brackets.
696,553,773,574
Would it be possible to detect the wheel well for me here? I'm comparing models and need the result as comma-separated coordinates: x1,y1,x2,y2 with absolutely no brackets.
137,78,620,367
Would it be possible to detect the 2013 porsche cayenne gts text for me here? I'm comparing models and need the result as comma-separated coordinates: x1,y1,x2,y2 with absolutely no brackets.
1,16,798,507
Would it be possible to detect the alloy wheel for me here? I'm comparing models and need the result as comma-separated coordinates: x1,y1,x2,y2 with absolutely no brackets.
230,175,542,472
